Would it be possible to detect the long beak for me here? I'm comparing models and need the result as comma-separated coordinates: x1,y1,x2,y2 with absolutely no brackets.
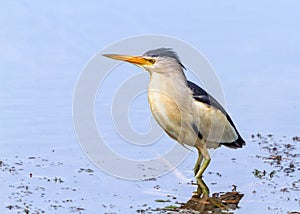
102,54,151,66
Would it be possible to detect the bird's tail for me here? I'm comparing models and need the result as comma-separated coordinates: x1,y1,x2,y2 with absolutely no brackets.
221,136,246,149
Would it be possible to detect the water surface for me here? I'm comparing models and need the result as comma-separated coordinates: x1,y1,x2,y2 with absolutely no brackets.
1,1,299,213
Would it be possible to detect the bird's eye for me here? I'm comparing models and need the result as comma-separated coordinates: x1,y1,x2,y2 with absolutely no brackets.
147,58,156,64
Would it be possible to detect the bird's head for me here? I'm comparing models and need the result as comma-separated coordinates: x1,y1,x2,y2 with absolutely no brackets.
103,48,185,74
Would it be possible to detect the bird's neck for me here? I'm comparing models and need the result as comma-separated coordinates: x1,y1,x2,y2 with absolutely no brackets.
148,72,189,98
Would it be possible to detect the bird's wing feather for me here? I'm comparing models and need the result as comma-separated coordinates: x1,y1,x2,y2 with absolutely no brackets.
187,81,245,148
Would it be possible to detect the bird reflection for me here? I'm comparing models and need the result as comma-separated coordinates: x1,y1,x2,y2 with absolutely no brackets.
180,178,244,213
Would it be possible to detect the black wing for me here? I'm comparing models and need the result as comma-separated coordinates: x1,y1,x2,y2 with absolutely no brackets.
187,81,245,148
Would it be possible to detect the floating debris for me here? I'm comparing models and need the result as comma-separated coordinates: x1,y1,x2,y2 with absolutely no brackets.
155,199,171,203
78,168,94,174
2,157,86,213
292,136,300,142
252,169,276,180
252,133,300,210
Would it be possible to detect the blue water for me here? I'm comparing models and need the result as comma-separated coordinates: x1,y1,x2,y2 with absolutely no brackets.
1,1,299,213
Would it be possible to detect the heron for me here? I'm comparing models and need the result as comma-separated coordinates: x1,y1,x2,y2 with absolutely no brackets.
103,48,245,194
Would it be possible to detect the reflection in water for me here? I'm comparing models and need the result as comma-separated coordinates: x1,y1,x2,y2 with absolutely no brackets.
180,178,244,213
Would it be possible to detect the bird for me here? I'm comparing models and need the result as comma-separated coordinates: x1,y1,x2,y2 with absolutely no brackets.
103,48,245,192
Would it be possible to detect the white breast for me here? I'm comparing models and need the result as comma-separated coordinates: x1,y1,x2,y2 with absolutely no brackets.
147,74,196,144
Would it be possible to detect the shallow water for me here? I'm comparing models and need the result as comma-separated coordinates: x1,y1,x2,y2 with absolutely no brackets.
1,134,299,213
1,1,300,213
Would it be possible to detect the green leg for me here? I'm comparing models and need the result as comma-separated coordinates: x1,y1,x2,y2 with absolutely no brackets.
193,152,203,176
195,158,211,179
194,143,210,178
196,177,209,196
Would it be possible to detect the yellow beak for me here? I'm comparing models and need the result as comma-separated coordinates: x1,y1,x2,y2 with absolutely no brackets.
102,54,152,66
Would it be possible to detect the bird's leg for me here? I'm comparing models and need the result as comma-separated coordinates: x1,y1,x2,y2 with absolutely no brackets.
193,149,203,176
195,158,211,179
195,145,211,179
196,177,209,197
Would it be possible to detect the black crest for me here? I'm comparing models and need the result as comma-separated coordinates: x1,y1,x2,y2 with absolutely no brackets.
143,48,185,69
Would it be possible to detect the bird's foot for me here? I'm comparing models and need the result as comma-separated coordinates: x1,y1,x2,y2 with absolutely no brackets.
195,177,209,197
